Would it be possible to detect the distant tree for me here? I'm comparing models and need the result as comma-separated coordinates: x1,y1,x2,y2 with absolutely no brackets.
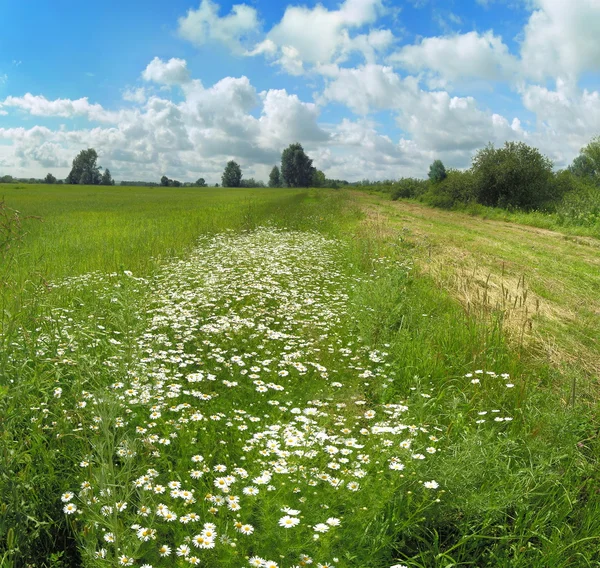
471,142,554,210
67,148,102,185
215,183,220,187
568,154,596,180
311,169,326,188
160,176,170,187
428,160,447,183
570,137,600,184
281,143,315,187
195,177,207,187
100,168,114,186
240,178,266,188
44,173,57,184
268,166,282,188
172,180,182,187
0,175,14,183
222,161,242,187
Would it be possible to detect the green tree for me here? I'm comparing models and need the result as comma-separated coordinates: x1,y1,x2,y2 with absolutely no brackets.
268,166,281,188
471,142,555,210
570,137,600,184
66,148,101,185
44,173,57,184
100,168,114,186
281,143,314,187
222,161,242,187
160,175,170,187
428,159,447,183
311,169,326,188
195,178,207,187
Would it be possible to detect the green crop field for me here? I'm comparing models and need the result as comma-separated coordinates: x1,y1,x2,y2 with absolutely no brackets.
1,186,599,568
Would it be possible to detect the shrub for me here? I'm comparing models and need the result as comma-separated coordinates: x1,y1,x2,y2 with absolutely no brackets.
391,178,430,200
556,178,600,226
471,142,555,210
419,169,476,209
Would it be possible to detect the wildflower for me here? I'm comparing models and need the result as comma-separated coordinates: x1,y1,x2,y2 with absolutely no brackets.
158,544,171,556
61,492,74,502
63,503,77,514
279,515,300,528
424,480,439,489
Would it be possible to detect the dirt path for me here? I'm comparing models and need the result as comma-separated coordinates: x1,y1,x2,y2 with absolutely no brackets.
352,191,600,382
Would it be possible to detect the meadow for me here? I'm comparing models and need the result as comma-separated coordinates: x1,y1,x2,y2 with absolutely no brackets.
1,185,599,567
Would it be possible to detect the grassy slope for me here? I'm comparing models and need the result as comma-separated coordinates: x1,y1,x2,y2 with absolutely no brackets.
353,191,600,388
1,186,599,567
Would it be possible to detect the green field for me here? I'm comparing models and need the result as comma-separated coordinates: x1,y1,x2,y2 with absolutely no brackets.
1,186,599,567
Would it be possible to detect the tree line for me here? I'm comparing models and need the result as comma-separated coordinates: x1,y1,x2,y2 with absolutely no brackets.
355,137,600,227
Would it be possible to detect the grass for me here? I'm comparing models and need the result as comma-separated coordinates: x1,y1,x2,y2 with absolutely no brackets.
1,185,599,567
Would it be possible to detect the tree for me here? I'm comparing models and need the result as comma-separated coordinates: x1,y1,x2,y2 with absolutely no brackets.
222,161,242,187
66,148,102,185
160,176,170,187
568,154,596,180
195,178,207,187
311,169,326,188
268,166,282,188
428,160,447,183
172,180,182,187
44,173,57,184
569,137,600,184
471,142,554,210
281,143,315,187
100,168,114,186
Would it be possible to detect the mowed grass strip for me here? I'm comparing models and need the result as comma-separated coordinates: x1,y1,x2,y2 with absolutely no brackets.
352,191,600,386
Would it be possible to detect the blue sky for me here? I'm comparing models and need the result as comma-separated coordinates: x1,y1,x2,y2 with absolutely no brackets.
1,0,599,182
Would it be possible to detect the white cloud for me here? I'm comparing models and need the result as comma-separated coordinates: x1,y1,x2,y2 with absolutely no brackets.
178,0,259,52
520,0,600,81
321,63,524,157
321,64,414,114
257,89,329,149
1,93,121,122
248,0,384,73
123,87,147,104
520,79,600,165
142,57,191,85
389,31,518,85
0,64,330,181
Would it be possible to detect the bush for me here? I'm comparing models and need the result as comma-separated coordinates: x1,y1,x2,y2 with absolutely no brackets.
391,178,430,200
472,142,555,210
556,178,600,226
419,169,476,209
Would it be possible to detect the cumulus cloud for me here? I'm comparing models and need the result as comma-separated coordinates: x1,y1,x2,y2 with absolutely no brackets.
123,87,147,104
142,57,191,85
247,0,384,73
178,0,259,52
0,60,331,181
1,93,121,122
520,0,600,81
320,64,414,114
389,31,518,86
